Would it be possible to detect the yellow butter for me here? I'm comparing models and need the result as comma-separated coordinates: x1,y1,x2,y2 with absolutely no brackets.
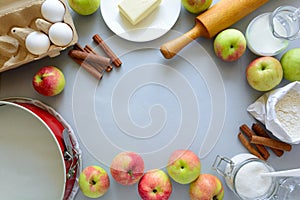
118,0,162,25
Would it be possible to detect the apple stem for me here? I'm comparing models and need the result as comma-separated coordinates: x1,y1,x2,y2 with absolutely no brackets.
152,189,157,193
90,180,96,185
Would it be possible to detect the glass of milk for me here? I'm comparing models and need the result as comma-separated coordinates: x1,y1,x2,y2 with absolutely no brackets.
246,13,289,56
212,153,278,200
246,5,300,56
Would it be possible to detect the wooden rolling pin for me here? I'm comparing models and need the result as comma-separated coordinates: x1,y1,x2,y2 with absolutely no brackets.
160,0,269,59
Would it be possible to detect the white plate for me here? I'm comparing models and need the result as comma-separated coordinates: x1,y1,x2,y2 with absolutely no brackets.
0,102,65,200
101,0,181,42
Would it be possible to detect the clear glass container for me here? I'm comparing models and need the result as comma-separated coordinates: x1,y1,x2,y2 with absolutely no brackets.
213,153,300,200
246,5,300,56
277,177,300,199
246,13,289,56
213,153,278,200
271,6,300,40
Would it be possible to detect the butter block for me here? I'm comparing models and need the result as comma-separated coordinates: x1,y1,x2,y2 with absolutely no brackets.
118,0,162,25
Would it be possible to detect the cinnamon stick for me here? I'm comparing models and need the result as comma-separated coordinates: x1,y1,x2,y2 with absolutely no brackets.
69,43,103,79
238,132,265,160
84,45,107,72
240,124,254,139
252,123,284,157
255,144,270,160
73,43,85,52
240,124,270,160
93,34,122,67
250,135,292,152
68,51,102,80
69,50,111,67
84,45,113,72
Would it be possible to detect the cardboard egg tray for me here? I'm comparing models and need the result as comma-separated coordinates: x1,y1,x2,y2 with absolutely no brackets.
0,0,78,73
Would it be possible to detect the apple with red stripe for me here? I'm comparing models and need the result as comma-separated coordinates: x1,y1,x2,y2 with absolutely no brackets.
190,174,224,200
138,169,172,200
79,165,110,198
214,29,247,62
110,151,145,185
167,149,201,184
32,66,65,96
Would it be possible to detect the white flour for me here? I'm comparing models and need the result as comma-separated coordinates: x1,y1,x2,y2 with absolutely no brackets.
275,89,300,140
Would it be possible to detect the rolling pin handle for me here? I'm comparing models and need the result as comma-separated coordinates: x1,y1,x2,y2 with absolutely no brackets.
160,21,207,59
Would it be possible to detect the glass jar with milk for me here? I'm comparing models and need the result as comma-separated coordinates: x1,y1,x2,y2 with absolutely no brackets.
246,5,300,56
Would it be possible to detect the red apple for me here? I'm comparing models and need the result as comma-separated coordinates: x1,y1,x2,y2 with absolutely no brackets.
79,165,110,198
214,29,247,62
190,174,224,200
110,151,144,185
167,149,201,184
138,169,172,200
32,66,65,96
246,56,283,91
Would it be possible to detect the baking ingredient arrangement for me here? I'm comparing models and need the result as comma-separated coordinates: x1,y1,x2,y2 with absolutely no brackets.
1,0,300,199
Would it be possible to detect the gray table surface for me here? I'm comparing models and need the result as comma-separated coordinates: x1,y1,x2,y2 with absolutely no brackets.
1,0,300,199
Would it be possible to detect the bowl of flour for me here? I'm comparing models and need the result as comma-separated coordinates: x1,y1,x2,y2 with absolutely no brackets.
247,81,300,144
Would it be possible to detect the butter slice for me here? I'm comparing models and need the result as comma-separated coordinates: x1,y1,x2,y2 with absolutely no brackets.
118,0,162,25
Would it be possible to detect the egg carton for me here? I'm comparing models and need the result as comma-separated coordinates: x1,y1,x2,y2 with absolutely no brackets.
0,0,78,73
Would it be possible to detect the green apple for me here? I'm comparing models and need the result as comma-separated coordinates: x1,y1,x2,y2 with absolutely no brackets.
181,0,212,14
190,174,224,200
68,0,100,15
167,149,201,184
246,56,283,91
214,29,247,62
79,165,110,198
280,48,300,81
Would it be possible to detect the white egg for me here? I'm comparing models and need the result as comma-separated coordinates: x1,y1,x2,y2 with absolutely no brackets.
25,31,50,55
49,22,73,46
41,0,66,23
